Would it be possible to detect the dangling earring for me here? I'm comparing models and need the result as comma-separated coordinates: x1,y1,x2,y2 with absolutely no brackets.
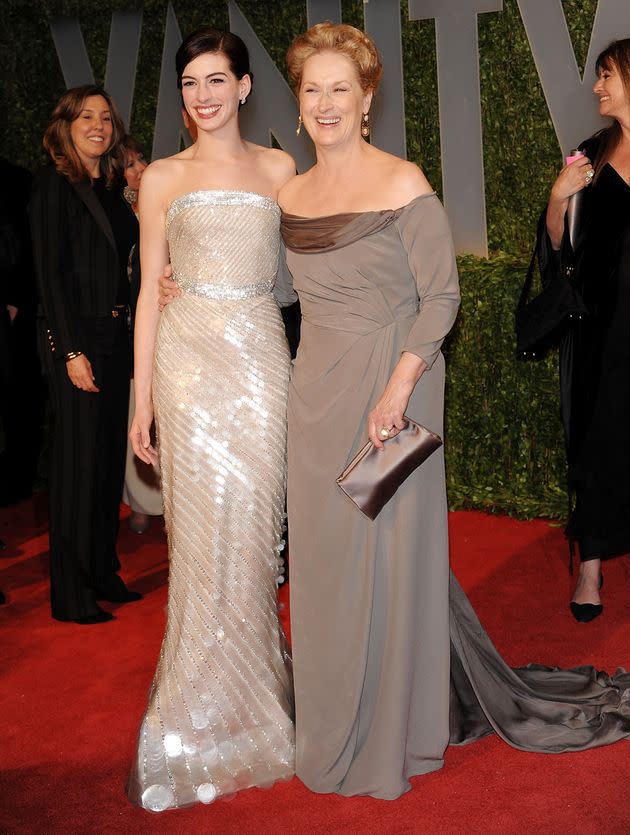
361,112,370,138
296,114,303,136
240,97,247,105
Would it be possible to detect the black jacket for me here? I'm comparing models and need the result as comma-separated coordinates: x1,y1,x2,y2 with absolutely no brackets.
29,165,137,358
536,131,630,453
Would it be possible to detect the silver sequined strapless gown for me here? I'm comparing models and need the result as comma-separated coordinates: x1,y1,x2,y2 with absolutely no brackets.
128,191,294,812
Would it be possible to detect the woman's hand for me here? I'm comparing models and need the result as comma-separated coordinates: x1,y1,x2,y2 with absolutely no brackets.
158,263,180,310
368,353,427,449
550,155,593,203
129,406,158,466
66,354,99,393
547,156,593,249
368,382,414,450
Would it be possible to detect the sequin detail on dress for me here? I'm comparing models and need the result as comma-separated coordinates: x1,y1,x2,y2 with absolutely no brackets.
128,190,294,811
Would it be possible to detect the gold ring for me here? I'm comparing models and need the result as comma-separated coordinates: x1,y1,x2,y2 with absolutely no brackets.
380,428,390,438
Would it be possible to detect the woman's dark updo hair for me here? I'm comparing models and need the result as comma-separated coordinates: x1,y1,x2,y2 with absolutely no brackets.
176,26,253,95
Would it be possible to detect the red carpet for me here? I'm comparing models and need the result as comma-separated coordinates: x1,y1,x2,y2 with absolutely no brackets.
1,497,630,834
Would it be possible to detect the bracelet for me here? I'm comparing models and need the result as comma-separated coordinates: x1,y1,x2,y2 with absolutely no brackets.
65,350,83,362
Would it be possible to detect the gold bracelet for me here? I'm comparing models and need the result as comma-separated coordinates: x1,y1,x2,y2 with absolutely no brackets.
65,350,83,362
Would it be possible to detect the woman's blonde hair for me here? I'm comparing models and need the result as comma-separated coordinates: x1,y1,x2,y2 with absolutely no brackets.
286,22,382,94
43,85,125,185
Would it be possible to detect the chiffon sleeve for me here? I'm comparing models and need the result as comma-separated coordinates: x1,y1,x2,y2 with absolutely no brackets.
397,194,460,369
273,241,298,308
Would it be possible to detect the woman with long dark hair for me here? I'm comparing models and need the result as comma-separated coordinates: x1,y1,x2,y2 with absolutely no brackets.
127,28,296,810
30,85,141,625
544,38,630,621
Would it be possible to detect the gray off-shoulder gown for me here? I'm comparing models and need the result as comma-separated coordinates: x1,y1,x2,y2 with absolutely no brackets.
280,193,630,801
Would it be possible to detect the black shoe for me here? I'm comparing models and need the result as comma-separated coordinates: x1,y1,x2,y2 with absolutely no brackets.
95,578,143,604
74,609,115,625
569,601,603,622
570,571,603,622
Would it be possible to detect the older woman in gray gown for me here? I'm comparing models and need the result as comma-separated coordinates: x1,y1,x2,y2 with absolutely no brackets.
160,22,630,804
278,23,630,800
278,25,458,798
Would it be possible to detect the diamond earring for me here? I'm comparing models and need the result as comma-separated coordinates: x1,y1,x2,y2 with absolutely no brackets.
361,112,370,138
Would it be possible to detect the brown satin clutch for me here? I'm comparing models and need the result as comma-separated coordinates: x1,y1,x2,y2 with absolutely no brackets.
336,418,443,520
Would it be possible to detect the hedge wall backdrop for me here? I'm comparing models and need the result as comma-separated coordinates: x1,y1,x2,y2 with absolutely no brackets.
0,0,601,518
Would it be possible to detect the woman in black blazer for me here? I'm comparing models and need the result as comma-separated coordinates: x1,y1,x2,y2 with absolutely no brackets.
30,85,141,624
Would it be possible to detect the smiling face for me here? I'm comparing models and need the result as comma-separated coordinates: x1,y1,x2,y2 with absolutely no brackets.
69,95,112,168
181,51,250,135
593,60,630,121
299,50,372,151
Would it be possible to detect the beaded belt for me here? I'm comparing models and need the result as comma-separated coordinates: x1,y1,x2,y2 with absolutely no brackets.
174,273,274,301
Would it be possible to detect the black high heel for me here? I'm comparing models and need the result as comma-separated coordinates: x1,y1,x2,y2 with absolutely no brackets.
570,571,603,623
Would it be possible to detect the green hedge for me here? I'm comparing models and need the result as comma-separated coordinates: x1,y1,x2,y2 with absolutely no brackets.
2,0,599,517
446,254,567,519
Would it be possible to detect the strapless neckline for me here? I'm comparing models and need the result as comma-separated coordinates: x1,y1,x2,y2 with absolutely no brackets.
166,189,280,225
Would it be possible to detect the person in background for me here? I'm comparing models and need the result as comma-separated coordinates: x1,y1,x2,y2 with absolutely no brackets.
120,136,162,534
30,85,142,624
543,38,630,622
0,157,45,508
0,157,40,595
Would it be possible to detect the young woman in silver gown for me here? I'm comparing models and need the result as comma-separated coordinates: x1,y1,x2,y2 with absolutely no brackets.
127,28,296,811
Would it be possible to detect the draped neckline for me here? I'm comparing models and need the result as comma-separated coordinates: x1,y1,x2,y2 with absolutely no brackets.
281,192,436,254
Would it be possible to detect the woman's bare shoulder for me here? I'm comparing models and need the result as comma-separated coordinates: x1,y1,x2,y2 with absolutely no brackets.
277,169,313,213
141,156,188,183
248,144,297,192
378,154,434,207
138,158,189,209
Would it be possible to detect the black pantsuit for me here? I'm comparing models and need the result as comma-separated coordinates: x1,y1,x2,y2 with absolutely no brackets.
41,316,130,618
30,166,137,620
